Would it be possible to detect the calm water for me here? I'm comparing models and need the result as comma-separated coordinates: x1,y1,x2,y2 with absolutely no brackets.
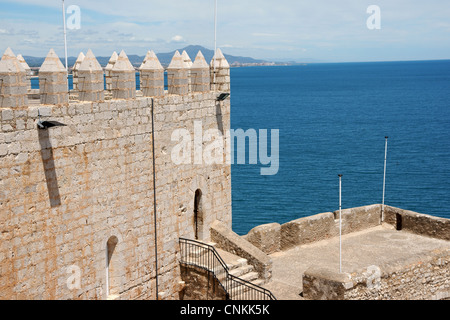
31,61,450,235
230,61,450,235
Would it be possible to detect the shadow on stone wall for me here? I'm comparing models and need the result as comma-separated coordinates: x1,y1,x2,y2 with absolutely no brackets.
38,128,61,207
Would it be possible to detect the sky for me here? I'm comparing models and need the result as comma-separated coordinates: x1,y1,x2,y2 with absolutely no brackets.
0,0,449,63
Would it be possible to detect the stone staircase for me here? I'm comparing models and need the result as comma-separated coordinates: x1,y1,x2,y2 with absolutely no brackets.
215,247,266,289
181,239,274,300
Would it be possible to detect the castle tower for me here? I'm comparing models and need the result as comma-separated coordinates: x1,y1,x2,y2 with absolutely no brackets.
111,50,136,100
105,51,118,92
39,49,69,105
72,52,85,92
0,47,28,108
77,49,104,102
210,48,230,93
139,50,164,97
190,51,210,93
16,54,32,91
167,51,188,95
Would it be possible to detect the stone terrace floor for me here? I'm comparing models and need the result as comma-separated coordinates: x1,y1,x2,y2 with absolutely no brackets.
262,224,450,300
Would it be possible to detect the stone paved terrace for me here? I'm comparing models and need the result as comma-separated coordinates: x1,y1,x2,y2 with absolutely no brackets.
262,224,450,300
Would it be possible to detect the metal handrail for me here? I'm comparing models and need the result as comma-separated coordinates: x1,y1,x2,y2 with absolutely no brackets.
179,238,276,300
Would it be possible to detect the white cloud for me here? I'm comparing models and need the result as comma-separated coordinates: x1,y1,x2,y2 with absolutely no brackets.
1,0,449,61
171,35,185,43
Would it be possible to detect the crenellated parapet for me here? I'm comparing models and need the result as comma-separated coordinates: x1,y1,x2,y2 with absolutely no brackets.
72,52,85,92
190,51,211,93
105,51,118,93
0,47,231,108
167,50,189,95
139,50,164,97
111,50,136,100
77,49,104,102
16,54,32,91
210,48,230,93
0,48,28,108
39,49,69,105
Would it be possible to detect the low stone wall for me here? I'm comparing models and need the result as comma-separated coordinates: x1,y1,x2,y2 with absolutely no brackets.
245,204,382,252
243,223,281,255
210,220,272,281
179,265,227,300
303,248,450,300
384,205,450,241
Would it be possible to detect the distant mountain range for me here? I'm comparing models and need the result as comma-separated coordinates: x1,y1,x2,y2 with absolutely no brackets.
23,45,280,69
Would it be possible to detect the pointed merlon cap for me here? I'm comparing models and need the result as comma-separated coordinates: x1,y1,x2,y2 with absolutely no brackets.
191,51,209,69
16,54,31,72
112,50,134,71
73,52,85,67
167,51,186,69
210,48,230,69
139,50,152,69
76,51,85,63
182,50,193,68
0,47,26,73
78,49,102,72
140,50,163,71
105,51,118,71
39,49,66,73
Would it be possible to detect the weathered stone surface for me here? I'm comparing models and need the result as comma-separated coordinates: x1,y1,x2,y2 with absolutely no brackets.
167,51,188,95
39,49,68,105
77,49,104,102
0,48,28,107
180,265,227,300
303,267,352,300
384,205,450,241
245,223,281,254
211,220,272,281
105,51,118,92
210,48,230,92
139,51,164,97
280,212,336,250
71,52,85,91
190,51,210,93
303,249,450,300
181,50,193,68
16,54,32,90
111,50,136,100
0,91,232,300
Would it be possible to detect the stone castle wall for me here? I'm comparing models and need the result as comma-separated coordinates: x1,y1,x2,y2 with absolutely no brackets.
303,248,450,300
0,48,231,300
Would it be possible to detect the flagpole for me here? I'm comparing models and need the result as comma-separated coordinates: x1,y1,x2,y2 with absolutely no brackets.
381,136,389,222
62,0,68,72
338,174,342,273
213,0,217,92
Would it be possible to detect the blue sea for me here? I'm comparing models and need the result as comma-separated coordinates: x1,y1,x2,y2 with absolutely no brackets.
230,60,450,235
31,60,450,235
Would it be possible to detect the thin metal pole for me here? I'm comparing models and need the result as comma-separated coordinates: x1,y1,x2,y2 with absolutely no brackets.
213,0,217,92
339,174,342,273
151,98,159,300
382,136,388,222
62,0,68,72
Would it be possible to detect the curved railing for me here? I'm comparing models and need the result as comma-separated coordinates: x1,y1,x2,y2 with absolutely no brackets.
179,238,276,300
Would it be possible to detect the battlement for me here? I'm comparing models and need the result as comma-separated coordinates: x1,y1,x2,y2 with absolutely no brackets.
0,46,232,300
0,47,230,109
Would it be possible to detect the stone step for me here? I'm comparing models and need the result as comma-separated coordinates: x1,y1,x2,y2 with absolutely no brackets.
183,242,273,299
229,264,254,277
239,271,259,283
252,279,265,287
